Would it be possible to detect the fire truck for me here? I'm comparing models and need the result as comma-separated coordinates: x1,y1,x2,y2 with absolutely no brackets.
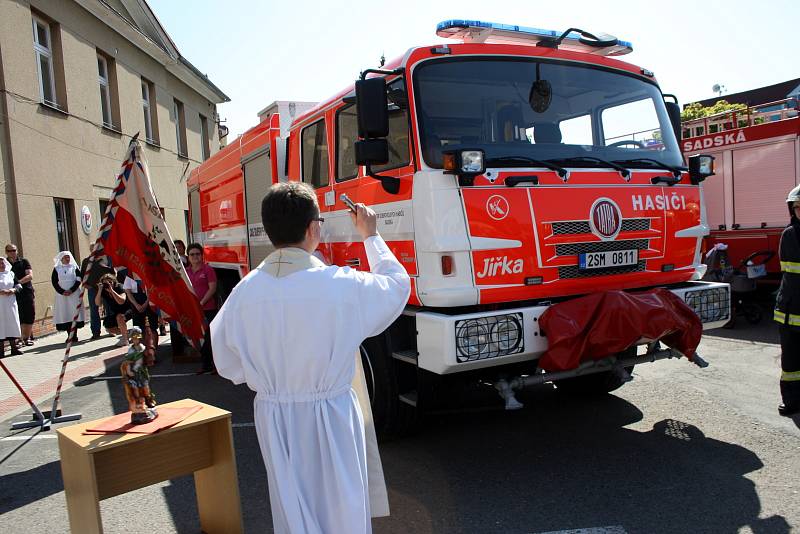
189,20,731,435
681,98,800,279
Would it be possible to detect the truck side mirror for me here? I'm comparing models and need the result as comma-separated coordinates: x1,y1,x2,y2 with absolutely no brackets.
356,78,389,138
663,95,682,142
355,139,389,166
688,154,715,184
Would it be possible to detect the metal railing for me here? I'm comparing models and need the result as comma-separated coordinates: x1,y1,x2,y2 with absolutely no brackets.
682,98,799,139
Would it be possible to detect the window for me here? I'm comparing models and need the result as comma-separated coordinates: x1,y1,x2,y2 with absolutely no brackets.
601,98,661,148
558,114,593,145
374,79,410,173
173,98,187,157
99,199,109,221
96,52,120,129
54,198,76,253
32,16,56,106
336,106,358,181
141,78,159,144
200,114,210,161
301,119,329,188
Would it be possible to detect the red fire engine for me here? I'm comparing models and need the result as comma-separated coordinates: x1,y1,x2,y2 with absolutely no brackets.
189,20,730,435
681,98,800,278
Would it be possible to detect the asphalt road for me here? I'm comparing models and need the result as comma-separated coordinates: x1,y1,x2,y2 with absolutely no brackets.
1,314,798,534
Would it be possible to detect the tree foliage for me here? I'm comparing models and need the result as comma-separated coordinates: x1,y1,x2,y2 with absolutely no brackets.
681,100,748,122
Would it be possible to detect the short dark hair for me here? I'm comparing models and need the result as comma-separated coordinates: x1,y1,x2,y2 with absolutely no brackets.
174,239,185,247
187,243,203,255
261,182,319,246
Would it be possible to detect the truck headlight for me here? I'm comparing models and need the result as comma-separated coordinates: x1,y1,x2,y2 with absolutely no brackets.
455,313,523,363
684,287,730,323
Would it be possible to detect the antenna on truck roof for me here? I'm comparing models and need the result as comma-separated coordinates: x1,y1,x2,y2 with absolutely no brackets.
436,19,633,56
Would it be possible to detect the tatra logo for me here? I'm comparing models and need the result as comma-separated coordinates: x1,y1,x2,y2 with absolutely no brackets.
476,256,524,278
683,131,746,152
486,195,509,221
589,198,621,240
632,193,687,211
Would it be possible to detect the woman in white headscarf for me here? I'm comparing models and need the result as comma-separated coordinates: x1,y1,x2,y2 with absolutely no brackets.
51,251,85,342
0,255,23,356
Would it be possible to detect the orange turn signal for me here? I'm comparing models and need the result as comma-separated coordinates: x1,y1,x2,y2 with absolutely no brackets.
443,153,457,172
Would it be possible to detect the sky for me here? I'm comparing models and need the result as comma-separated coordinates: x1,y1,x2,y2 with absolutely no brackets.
148,0,799,139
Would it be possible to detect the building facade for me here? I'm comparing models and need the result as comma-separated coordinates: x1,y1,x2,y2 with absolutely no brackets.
0,0,228,333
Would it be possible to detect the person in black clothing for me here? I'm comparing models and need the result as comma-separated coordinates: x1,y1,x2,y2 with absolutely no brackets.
124,275,159,356
774,185,800,416
95,272,130,347
5,244,35,346
80,246,115,340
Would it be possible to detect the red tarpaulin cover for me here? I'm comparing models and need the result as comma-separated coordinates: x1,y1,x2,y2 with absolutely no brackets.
537,288,702,372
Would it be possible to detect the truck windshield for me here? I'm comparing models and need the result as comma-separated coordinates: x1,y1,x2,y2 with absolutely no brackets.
413,58,683,170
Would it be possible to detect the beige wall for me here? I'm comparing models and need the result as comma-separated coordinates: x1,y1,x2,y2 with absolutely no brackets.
0,0,221,320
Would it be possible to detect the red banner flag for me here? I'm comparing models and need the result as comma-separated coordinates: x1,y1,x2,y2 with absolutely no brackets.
97,139,205,347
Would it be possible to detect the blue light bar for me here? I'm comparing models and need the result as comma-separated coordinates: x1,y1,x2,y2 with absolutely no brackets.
436,19,633,56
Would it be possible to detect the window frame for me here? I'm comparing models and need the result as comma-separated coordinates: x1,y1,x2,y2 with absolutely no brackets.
54,198,76,254
335,104,359,182
32,15,56,106
200,114,210,161
97,54,113,128
173,98,187,157
300,118,330,189
141,78,159,144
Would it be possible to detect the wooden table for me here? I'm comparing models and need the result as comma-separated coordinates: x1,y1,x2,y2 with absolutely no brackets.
57,399,243,534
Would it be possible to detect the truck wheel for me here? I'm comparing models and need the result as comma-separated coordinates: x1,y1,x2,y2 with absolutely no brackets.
360,333,418,439
554,346,636,395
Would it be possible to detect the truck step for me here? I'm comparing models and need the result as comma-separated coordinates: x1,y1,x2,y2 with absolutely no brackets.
398,391,418,407
392,350,418,365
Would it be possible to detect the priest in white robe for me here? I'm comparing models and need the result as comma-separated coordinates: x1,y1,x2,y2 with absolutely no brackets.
211,182,410,534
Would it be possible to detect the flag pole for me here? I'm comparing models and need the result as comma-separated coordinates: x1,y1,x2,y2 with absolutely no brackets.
42,135,140,428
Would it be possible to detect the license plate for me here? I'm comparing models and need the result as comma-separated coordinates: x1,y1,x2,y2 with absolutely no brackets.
579,249,638,270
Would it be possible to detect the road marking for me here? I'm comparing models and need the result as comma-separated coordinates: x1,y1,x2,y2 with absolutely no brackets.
92,373,198,380
1,434,58,441
535,527,627,534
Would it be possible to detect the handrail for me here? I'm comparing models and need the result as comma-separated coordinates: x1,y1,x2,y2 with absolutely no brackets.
681,97,799,139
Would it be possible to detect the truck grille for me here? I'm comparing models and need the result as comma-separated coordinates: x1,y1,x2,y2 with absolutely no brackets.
558,260,646,279
552,218,651,235
555,239,649,256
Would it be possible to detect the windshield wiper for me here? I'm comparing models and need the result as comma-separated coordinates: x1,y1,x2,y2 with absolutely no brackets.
486,156,568,180
548,156,631,180
612,158,685,178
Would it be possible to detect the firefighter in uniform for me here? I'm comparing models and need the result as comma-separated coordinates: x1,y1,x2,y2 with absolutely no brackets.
774,185,800,416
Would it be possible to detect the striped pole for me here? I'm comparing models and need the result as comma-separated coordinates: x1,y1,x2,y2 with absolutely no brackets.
46,137,137,425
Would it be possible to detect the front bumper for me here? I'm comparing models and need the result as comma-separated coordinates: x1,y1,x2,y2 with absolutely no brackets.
415,281,730,375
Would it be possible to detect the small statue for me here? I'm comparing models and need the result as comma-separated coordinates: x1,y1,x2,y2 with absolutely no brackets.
120,326,158,424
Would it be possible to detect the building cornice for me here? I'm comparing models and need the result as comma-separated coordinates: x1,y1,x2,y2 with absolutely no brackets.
73,0,230,103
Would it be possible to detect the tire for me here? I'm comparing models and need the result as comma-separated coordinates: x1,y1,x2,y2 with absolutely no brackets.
360,333,418,439
743,304,762,325
554,346,636,395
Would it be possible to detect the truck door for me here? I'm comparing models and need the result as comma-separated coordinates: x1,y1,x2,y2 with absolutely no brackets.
299,114,335,262
242,145,274,269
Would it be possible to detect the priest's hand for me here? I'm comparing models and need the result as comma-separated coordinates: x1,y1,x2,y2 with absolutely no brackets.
350,203,378,240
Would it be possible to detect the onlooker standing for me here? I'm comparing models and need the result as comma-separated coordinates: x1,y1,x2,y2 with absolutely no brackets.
168,240,190,354
774,185,800,416
51,251,85,343
5,244,34,346
80,246,114,340
0,256,23,357
174,239,189,268
96,272,129,347
124,275,159,359
186,243,217,374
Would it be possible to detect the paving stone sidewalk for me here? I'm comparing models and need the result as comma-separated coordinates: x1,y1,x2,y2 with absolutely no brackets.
0,324,132,422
